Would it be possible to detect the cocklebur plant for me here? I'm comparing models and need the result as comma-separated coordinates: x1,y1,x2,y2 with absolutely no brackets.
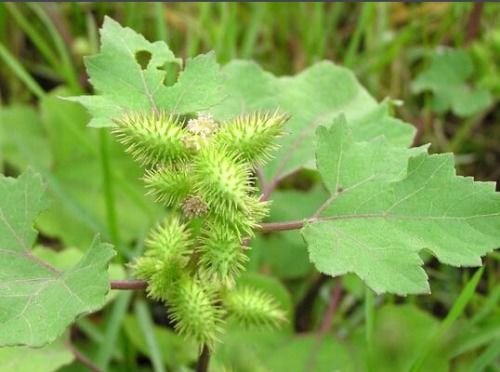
120,110,289,349
2,16,500,371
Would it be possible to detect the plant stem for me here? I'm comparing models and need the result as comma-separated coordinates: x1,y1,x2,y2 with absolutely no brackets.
196,344,210,372
110,279,148,290
365,287,375,347
259,220,306,233
96,291,133,369
305,278,343,370
65,336,102,372
255,167,266,192
294,273,330,332
318,279,342,337
135,299,166,372
465,2,484,46
365,287,375,372
109,219,317,291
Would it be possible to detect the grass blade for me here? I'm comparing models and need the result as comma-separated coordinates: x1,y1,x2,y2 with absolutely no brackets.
450,324,500,358
153,3,168,42
96,291,134,369
344,3,374,68
410,267,485,372
5,3,59,68
0,42,45,99
470,281,500,325
28,3,81,93
134,299,166,372
470,338,500,372
99,130,122,251
241,3,265,59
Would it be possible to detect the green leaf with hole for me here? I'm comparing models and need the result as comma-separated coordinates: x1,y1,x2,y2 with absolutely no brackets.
0,170,115,347
302,117,500,295
68,17,225,127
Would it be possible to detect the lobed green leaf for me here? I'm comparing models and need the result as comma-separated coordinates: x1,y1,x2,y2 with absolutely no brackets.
0,170,115,347
303,118,500,295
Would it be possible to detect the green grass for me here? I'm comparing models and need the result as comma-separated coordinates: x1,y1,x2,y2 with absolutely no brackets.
410,267,485,371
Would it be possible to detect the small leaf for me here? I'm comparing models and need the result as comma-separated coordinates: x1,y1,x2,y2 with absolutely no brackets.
412,49,492,117
0,337,74,372
302,118,500,295
0,170,115,347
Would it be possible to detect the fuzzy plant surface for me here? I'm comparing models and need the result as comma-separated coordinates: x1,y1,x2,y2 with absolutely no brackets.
117,110,289,348
1,16,500,361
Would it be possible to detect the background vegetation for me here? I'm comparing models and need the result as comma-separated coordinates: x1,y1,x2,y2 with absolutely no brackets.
0,3,498,371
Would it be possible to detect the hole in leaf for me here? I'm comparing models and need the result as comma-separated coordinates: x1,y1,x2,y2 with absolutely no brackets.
135,50,152,69
158,61,181,87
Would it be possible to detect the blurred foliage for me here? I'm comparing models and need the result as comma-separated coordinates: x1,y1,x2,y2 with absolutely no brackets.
412,49,492,117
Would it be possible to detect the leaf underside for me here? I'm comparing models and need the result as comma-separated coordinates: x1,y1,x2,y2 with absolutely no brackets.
0,170,115,347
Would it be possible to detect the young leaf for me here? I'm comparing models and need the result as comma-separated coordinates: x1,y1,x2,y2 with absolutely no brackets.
412,49,492,117
0,170,115,347
302,118,500,295
0,337,74,372
68,17,225,127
